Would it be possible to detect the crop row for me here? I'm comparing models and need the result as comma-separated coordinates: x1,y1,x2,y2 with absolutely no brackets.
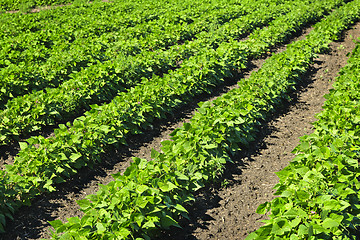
48,0,360,238
0,0,350,234
0,0,295,144
247,19,360,240
1,0,226,34
0,0,255,104
0,0,340,145
0,0,210,39
0,0,172,37
0,0,249,70
0,0,250,42
0,0,86,11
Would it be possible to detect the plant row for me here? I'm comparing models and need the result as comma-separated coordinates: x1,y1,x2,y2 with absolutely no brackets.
246,22,360,240
0,0,169,37
0,0,255,104
48,1,360,238
0,0,249,69
0,0,210,39
0,0,92,11
0,0,339,145
0,0,350,234
1,0,223,34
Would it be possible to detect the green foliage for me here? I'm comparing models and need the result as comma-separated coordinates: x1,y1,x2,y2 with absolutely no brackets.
247,2,360,239
0,0,294,144
0,0,358,235
0,0,263,105
48,0,360,238
0,0,89,11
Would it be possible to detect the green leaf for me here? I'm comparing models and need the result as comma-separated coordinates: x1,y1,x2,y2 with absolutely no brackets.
323,217,340,229
289,218,301,228
354,115,360,124
143,220,156,229
0,214,5,226
203,143,217,149
175,171,189,181
308,224,313,237
323,199,341,211
70,153,82,161
5,203,15,215
290,234,299,240
49,219,64,230
77,199,91,209
59,232,73,240
296,190,310,201
283,209,299,218
99,125,111,133
280,190,293,198
183,122,191,131
299,141,310,151
151,148,160,159
136,185,149,194
276,169,292,182
44,179,56,192
134,214,145,227
174,204,188,213
256,202,270,215
96,222,106,233
161,215,180,229
19,142,28,150
245,232,258,240
158,181,177,192
138,158,148,170
271,218,291,235
116,228,131,238
298,224,307,236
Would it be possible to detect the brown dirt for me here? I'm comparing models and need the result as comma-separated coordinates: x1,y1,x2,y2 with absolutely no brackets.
0,143,19,169
1,21,359,240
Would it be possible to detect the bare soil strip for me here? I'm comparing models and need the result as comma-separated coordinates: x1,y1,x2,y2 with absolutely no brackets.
2,21,357,239
158,22,360,240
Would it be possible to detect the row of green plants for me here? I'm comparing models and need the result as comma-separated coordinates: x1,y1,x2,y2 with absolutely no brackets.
0,0,251,40
0,0,342,145
0,0,249,70
0,0,88,11
48,0,360,238
0,0,352,234
246,26,360,240
0,0,171,37
0,0,207,39
0,0,253,104
0,2,294,144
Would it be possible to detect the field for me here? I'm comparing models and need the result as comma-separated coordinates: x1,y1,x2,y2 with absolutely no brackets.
1,0,360,239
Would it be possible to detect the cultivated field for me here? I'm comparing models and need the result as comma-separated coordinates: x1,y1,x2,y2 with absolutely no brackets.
1,0,360,239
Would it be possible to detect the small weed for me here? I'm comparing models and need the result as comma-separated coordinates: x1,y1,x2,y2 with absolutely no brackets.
221,179,230,188
337,44,345,50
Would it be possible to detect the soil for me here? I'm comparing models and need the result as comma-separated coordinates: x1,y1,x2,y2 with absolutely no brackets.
1,21,359,240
